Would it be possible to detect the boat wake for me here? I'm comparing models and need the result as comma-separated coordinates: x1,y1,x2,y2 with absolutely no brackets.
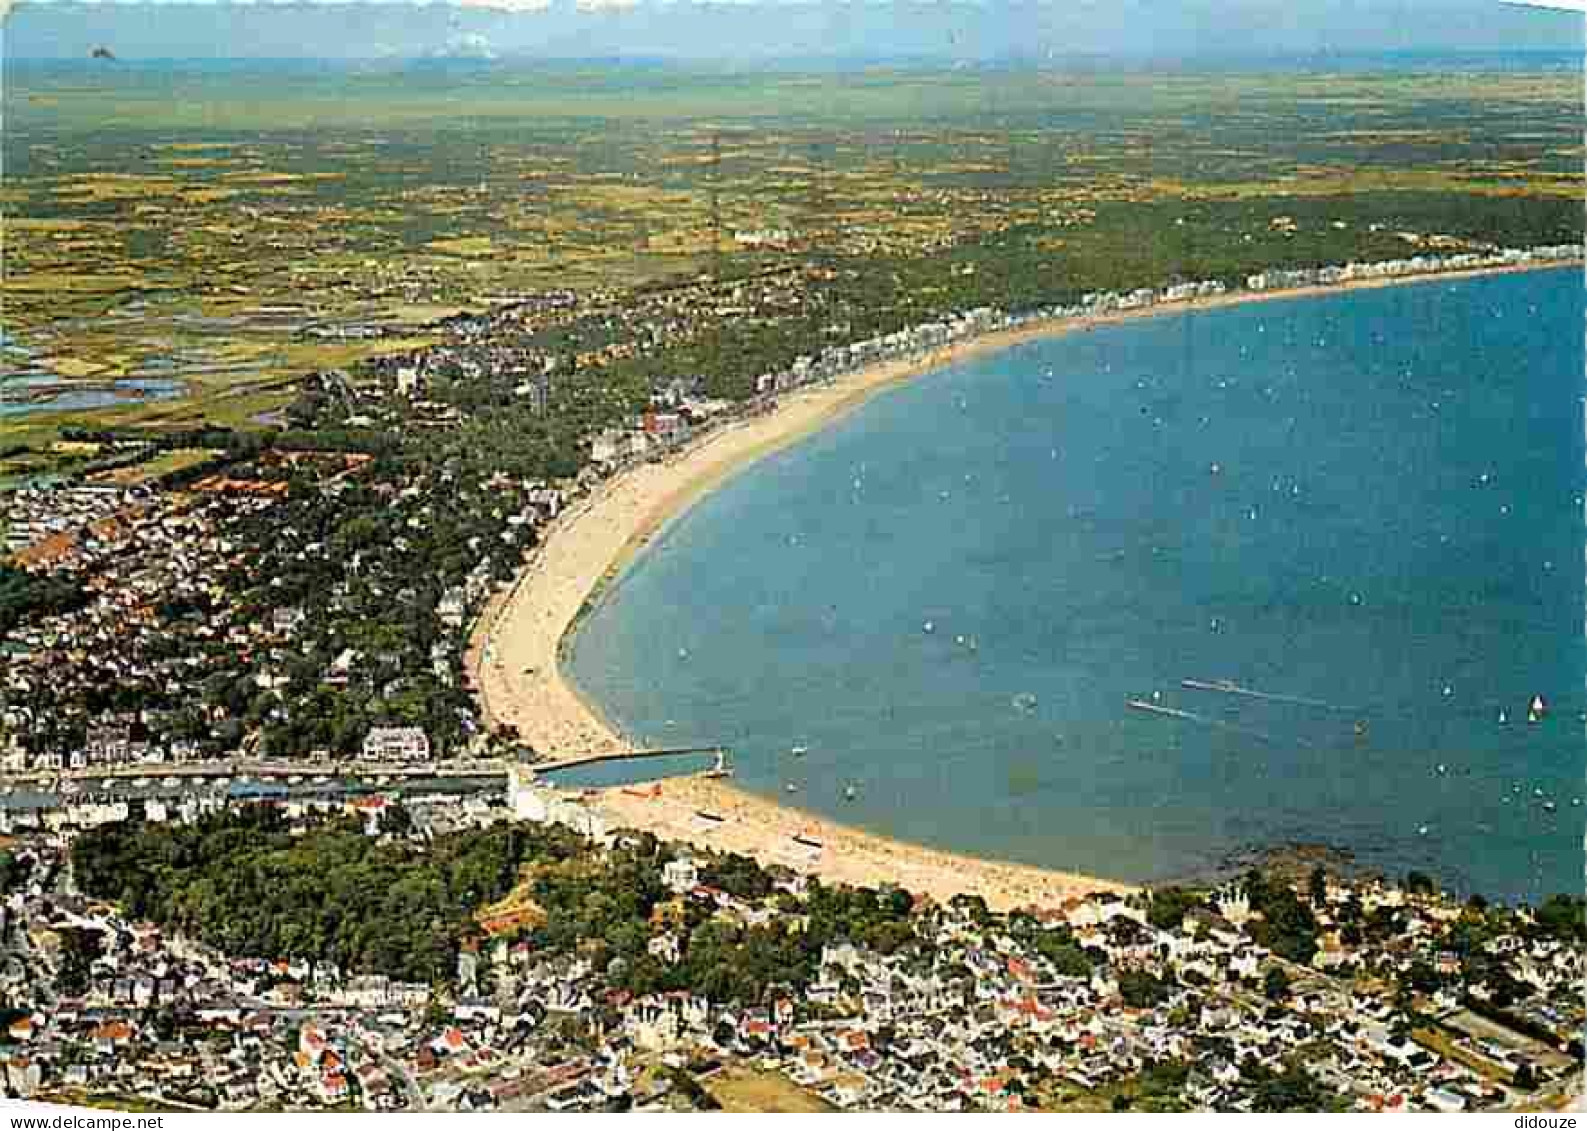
1180,678,1355,712
1125,698,1296,745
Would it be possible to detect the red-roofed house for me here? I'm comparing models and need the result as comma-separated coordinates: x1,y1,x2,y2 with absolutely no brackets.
91,1020,133,1056
299,1024,328,1064
431,1027,469,1057
320,1070,349,1103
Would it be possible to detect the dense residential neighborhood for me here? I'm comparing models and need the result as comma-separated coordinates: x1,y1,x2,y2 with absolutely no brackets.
3,243,1578,775
2,242,1583,1112
0,799,1580,1112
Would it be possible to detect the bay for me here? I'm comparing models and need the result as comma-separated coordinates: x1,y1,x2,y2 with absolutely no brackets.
568,266,1584,903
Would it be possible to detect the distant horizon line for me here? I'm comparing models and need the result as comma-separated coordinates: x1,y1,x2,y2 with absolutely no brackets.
8,46,1584,64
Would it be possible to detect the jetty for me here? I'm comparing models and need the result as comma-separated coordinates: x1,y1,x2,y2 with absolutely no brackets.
530,745,731,776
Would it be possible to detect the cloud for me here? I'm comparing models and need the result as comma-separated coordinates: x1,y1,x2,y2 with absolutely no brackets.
574,0,641,12
436,28,496,55
453,0,552,13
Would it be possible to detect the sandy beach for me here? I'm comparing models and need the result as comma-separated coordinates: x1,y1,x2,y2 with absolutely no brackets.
470,257,1578,909
598,775,1135,910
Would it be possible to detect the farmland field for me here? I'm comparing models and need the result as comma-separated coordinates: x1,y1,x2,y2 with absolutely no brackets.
2,59,1582,471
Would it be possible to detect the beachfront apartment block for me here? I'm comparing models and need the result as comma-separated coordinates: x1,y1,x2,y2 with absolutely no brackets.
361,726,432,762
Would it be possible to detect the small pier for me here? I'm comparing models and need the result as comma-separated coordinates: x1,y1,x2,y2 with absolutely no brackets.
530,745,731,777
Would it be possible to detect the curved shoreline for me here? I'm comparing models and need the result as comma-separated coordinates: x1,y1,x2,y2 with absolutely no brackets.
470,258,1578,909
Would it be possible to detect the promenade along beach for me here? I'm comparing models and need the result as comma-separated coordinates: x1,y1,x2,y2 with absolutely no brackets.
477,259,1584,908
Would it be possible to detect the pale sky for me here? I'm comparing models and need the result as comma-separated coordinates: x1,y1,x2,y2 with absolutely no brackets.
3,0,1582,60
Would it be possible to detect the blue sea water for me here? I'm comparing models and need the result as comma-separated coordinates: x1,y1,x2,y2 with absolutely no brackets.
568,267,1585,903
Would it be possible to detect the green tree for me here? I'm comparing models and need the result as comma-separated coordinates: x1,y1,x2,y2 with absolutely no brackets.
0,851,27,893
1404,871,1436,897
1308,866,1328,907
1147,887,1201,930
0,563,86,635
1118,968,1169,1009
1244,872,1321,965
71,808,557,984
1248,1064,1340,1113
56,927,102,996
383,802,415,837
1532,894,1584,943
1401,960,1440,995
